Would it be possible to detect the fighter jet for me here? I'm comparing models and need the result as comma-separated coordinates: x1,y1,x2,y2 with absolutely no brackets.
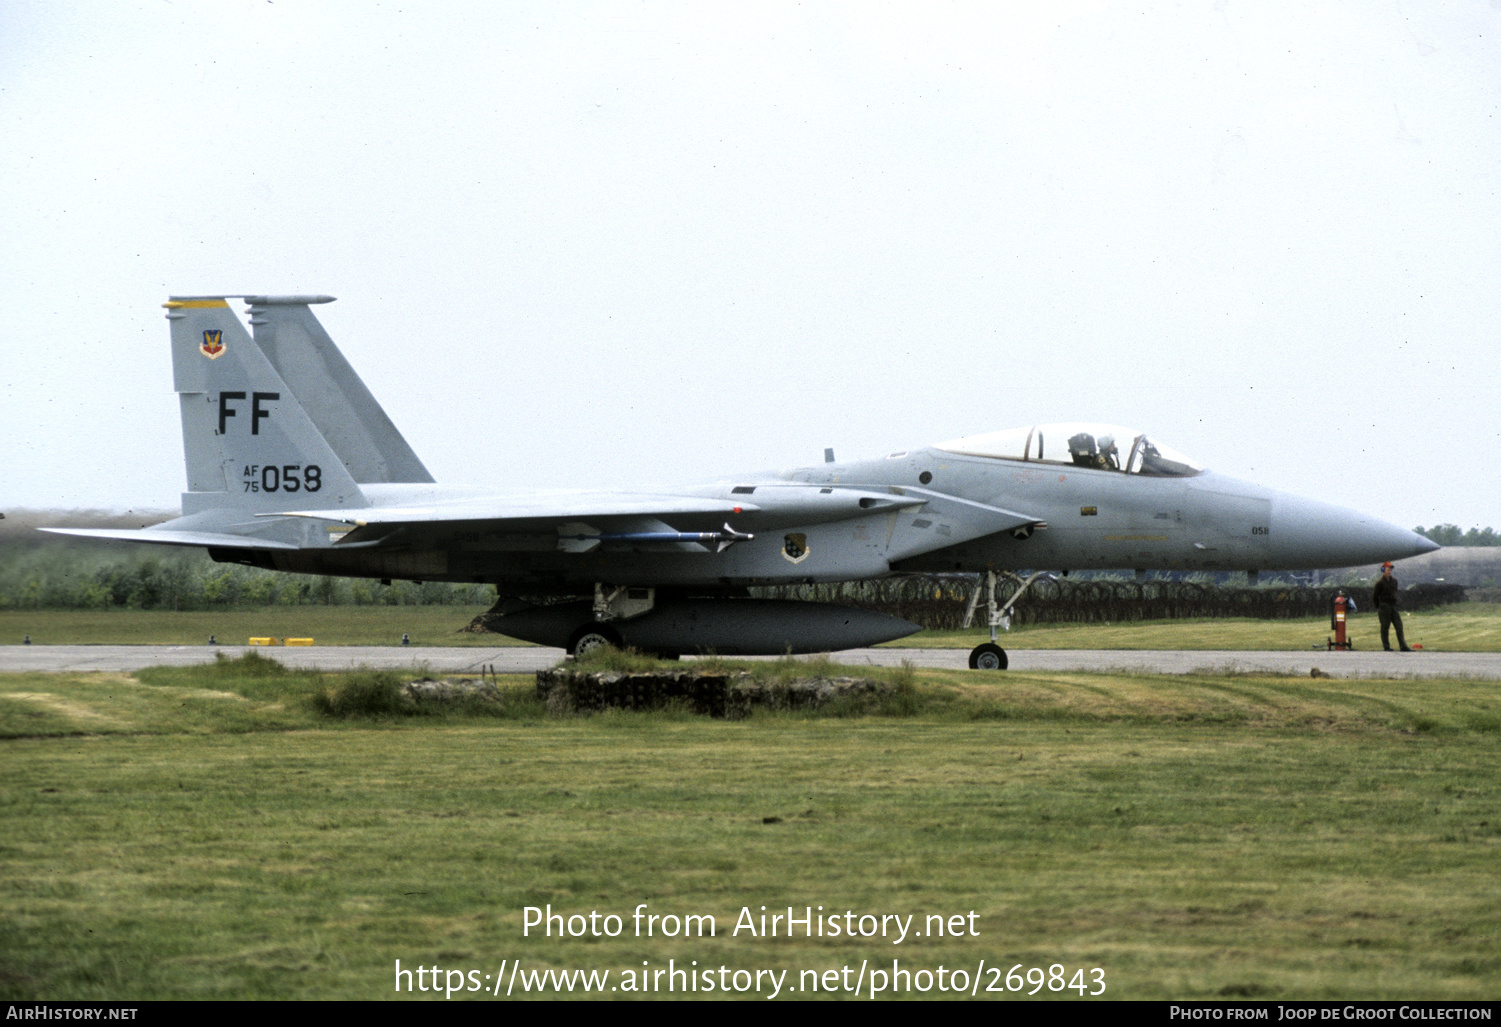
44,295,1438,669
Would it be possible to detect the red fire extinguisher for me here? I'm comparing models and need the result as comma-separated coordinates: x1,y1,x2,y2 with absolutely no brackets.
1328,591,1355,651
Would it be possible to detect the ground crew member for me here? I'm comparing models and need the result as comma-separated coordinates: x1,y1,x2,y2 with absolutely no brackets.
1372,561,1412,652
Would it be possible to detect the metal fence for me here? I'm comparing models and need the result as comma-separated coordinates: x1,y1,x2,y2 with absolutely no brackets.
750,576,1470,630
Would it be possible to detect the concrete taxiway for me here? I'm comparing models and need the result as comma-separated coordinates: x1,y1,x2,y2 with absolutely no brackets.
2,645,1497,679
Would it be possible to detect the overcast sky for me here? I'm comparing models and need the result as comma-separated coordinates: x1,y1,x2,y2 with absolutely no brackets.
3,1,1498,533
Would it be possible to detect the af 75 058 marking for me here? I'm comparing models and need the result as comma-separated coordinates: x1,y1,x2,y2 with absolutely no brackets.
241,464,322,493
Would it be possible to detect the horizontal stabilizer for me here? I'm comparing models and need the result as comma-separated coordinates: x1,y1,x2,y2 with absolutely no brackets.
39,528,299,550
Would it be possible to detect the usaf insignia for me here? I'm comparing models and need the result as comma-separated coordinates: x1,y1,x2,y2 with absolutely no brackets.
200,329,226,359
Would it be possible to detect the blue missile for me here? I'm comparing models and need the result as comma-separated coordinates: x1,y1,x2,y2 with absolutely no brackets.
558,522,754,553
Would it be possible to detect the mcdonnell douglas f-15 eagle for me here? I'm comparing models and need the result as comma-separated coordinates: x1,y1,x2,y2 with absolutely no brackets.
44,296,1437,669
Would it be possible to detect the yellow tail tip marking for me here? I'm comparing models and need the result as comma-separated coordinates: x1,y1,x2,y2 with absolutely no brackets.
162,299,230,309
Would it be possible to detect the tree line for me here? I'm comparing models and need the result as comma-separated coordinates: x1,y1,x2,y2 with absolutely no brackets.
0,544,495,611
1413,524,1499,547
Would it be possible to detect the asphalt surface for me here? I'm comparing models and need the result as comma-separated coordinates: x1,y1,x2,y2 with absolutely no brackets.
2,644,1498,679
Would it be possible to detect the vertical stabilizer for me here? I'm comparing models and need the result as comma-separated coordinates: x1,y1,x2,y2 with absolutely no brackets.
164,297,368,515
247,296,435,483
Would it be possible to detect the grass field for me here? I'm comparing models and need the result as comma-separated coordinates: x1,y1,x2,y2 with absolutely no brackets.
2,652,1499,1000
4,602,1500,652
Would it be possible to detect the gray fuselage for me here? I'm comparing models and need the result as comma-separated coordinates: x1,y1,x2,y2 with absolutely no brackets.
225,446,1433,592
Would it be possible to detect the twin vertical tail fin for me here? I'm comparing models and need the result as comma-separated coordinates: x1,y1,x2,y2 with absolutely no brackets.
166,296,374,515
244,298,434,484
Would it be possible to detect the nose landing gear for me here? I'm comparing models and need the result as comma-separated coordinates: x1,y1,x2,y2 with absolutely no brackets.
963,569,1054,671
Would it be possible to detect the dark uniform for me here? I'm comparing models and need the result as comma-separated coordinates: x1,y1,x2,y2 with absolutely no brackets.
1372,572,1410,651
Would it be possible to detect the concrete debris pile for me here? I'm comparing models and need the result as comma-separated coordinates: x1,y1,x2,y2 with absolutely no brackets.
536,667,893,718
401,678,503,702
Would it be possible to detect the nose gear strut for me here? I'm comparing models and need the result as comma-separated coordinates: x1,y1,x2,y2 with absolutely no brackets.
963,570,1056,670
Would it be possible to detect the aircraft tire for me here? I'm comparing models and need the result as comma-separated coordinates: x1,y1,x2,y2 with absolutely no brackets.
969,643,1008,671
568,625,622,658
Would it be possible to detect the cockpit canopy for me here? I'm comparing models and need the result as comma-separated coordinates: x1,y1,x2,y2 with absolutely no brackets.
933,423,1204,477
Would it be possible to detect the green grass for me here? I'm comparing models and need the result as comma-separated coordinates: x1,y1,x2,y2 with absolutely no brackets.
6,602,1501,652
2,653,1499,999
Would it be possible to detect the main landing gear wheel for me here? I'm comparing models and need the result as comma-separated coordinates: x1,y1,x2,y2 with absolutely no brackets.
969,643,1008,671
568,625,622,658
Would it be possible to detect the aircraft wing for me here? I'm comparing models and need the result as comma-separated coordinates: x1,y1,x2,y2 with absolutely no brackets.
264,493,764,551
272,493,759,529
41,485,1043,561
265,485,932,547
283,485,1043,564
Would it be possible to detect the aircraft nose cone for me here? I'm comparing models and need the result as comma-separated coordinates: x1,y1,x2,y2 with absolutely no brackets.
1273,493,1437,569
